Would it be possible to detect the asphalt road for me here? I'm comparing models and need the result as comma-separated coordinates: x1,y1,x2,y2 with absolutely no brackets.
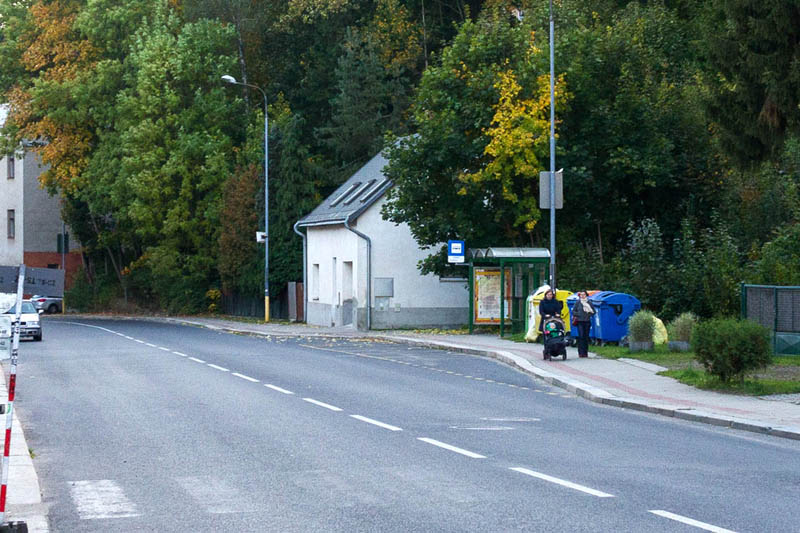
10,318,800,532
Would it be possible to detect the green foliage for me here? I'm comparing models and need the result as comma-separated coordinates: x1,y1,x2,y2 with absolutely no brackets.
663,368,800,396
668,312,697,342
751,222,800,285
382,7,558,274
558,1,716,250
703,1,800,166
628,310,655,343
692,318,772,382
621,219,665,311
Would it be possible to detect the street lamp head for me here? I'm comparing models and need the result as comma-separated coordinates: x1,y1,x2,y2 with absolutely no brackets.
221,74,238,84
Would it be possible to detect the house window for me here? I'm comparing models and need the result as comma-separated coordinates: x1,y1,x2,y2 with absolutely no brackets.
311,263,320,300
6,156,13,180
7,210,15,239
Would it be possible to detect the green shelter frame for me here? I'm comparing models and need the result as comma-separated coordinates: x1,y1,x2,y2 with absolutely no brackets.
468,248,550,336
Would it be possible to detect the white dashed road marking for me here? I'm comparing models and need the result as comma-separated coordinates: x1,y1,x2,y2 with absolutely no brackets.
649,510,737,532
510,467,614,498
70,480,140,520
176,476,256,514
303,398,343,412
417,438,486,459
350,415,402,431
207,364,229,372
232,373,259,383
158,347,171,352
265,384,294,395
189,357,205,363
145,343,157,348
172,351,188,357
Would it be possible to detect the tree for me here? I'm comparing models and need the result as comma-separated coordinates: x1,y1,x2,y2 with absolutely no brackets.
557,1,717,251
703,1,800,166
382,8,563,274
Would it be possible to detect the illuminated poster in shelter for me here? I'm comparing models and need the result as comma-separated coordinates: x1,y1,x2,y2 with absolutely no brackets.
474,268,512,324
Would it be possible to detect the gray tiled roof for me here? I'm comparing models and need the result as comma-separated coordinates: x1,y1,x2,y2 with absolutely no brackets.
296,151,393,227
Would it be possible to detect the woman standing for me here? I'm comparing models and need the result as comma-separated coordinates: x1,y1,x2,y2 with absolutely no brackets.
538,289,563,333
571,290,595,358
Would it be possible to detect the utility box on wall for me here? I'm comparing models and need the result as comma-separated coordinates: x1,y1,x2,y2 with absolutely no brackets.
374,278,394,298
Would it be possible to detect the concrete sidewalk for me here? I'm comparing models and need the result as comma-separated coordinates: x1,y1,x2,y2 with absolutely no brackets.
167,316,800,441
0,366,48,532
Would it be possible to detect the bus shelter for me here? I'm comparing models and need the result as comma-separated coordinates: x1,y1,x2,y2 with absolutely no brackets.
468,248,550,336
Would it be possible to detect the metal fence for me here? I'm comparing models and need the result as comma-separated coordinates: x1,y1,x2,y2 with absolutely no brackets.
741,284,800,355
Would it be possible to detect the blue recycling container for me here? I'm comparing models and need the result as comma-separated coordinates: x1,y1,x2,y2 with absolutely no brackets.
590,291,642,343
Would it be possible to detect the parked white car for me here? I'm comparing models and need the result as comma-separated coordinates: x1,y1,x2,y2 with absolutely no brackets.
3,301,42,341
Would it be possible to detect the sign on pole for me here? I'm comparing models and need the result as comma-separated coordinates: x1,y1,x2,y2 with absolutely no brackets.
447,240,465,264
539,169,563,209
0,265,65,297
0,316,10,360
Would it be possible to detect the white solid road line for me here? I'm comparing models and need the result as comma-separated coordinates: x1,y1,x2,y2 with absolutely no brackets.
350,415,402,431
510,467,614,498
232,372,259,383
189,357,205,363
302,398,343,411
417,438,486,459
649,510,737,533
207,364,229,372
265,384,294,395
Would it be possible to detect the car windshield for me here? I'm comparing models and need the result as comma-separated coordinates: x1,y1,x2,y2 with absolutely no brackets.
4,302,37,314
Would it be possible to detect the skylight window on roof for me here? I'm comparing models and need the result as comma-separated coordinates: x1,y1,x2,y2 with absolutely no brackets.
360,178,390,203
330,182,361,207
343,179,376,205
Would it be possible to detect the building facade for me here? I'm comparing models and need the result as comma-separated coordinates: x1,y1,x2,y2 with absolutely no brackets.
296,152,469,330
1,106,81,287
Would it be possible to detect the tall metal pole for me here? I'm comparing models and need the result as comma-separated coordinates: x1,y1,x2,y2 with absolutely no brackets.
262,89,269,322
222,75,269,322
548,0,556,289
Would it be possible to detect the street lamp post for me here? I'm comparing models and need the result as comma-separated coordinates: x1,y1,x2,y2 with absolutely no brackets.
222,74,270,322
513,3,557,289
547,0,556,289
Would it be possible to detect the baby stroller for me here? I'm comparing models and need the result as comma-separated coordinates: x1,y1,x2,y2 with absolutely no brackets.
542,316,568,361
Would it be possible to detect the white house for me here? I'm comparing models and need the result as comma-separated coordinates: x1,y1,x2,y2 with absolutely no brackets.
0,105,80,284
294,152,469,330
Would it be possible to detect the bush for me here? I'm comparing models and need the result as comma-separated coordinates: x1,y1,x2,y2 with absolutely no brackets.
668,312,698,342
628,310,655,342
692,318,772,382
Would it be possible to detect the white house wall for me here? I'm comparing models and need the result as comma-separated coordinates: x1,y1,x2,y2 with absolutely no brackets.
357,197,468,329
306,225,362,327
304,197,468,330
0,150,24,265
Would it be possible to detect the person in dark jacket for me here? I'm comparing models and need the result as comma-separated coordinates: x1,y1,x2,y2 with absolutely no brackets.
538,289,563,334
571,290,596,357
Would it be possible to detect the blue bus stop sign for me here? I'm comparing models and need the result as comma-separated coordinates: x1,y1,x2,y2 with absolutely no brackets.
447,240,465,263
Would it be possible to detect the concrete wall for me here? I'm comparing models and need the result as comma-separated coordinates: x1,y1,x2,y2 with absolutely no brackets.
22,153,61,252
304,196,469,330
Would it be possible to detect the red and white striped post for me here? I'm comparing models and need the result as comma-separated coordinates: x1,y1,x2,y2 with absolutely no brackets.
0,265,25,524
